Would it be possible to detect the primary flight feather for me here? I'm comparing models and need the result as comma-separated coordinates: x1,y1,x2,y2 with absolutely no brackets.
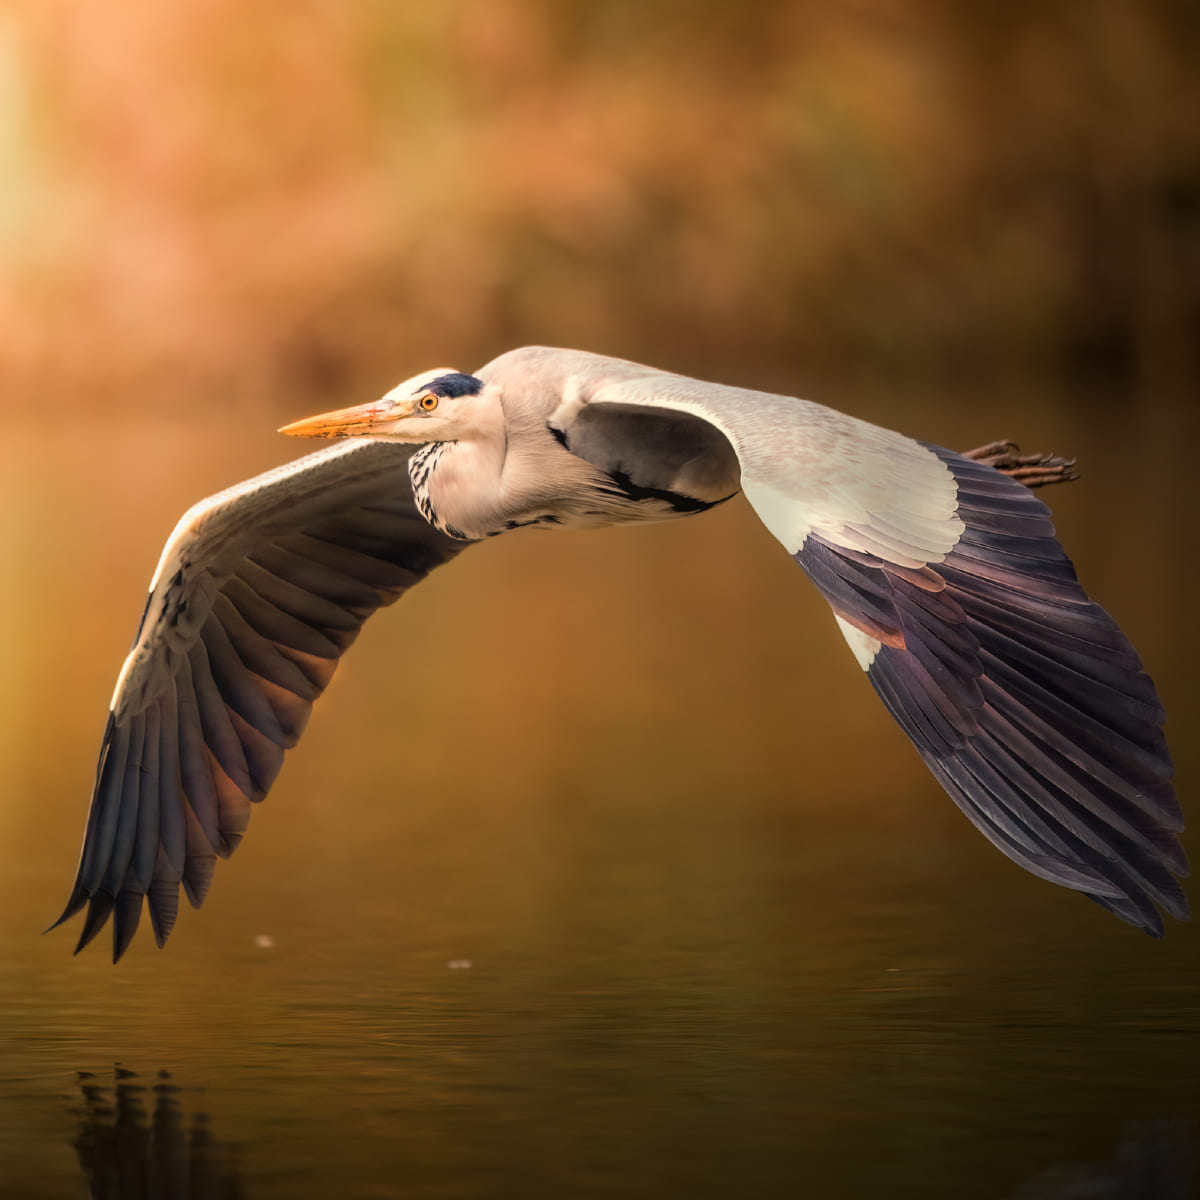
53,347,1187,959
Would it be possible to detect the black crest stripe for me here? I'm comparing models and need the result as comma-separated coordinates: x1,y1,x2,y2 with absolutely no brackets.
420,373,484,399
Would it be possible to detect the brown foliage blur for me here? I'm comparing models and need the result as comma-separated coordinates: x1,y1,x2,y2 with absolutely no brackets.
1,0,1198,412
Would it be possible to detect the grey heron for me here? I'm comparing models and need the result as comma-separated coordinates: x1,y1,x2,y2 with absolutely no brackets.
53,346,1187,960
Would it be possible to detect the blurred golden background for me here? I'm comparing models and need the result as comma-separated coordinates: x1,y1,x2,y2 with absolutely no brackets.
3,0,1198,406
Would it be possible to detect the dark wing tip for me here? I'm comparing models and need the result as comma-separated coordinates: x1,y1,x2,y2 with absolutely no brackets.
46,886,90,935
60,463,470,959
73,893,115,956
111,892,145,962
795,443,1186,932
1090,891,1168,937
54,881,182,960
148,879,180,948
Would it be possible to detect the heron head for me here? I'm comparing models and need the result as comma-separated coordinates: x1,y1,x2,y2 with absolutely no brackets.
279,371,491,443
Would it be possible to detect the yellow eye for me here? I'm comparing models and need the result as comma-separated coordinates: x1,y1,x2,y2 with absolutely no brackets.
418,393,439,412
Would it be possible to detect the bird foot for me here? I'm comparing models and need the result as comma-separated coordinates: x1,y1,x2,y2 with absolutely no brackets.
960,440,1080,489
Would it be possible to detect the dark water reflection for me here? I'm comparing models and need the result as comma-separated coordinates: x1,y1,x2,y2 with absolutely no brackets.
63,1069,1195,1200
1,376,1198,1198
72,1069,243,1200
6,857,1200,1199
1007,1122,1194,1200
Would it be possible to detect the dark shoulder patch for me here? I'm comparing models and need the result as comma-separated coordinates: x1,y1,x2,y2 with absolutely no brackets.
604,468,724,511
604,469,731,514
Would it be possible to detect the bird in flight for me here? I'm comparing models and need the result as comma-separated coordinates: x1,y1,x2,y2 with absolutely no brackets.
53,347,1187,960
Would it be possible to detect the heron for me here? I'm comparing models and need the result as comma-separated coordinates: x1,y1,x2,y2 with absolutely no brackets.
52,346,1186,960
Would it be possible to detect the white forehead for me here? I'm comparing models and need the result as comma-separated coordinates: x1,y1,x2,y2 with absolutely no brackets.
381,368,461,402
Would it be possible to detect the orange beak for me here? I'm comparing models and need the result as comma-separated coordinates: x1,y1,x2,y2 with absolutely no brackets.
278,396,417,439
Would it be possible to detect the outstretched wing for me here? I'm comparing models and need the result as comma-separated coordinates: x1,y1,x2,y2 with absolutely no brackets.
532,347,1186,933
54,440,467,959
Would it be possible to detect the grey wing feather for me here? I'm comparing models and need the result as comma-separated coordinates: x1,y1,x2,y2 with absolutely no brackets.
794,446,1185,933
524,347,1186,932
53,441,466,959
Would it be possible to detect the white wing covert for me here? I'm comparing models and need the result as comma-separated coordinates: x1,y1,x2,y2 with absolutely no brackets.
54,440,467,959
550,352,1186,933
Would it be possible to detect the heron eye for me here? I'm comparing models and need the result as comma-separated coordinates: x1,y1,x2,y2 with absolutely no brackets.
418,394,439,412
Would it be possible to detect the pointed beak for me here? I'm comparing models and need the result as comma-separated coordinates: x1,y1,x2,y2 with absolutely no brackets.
279,396,418,439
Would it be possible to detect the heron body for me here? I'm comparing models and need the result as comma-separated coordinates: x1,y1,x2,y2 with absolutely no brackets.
54,347,1187,960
